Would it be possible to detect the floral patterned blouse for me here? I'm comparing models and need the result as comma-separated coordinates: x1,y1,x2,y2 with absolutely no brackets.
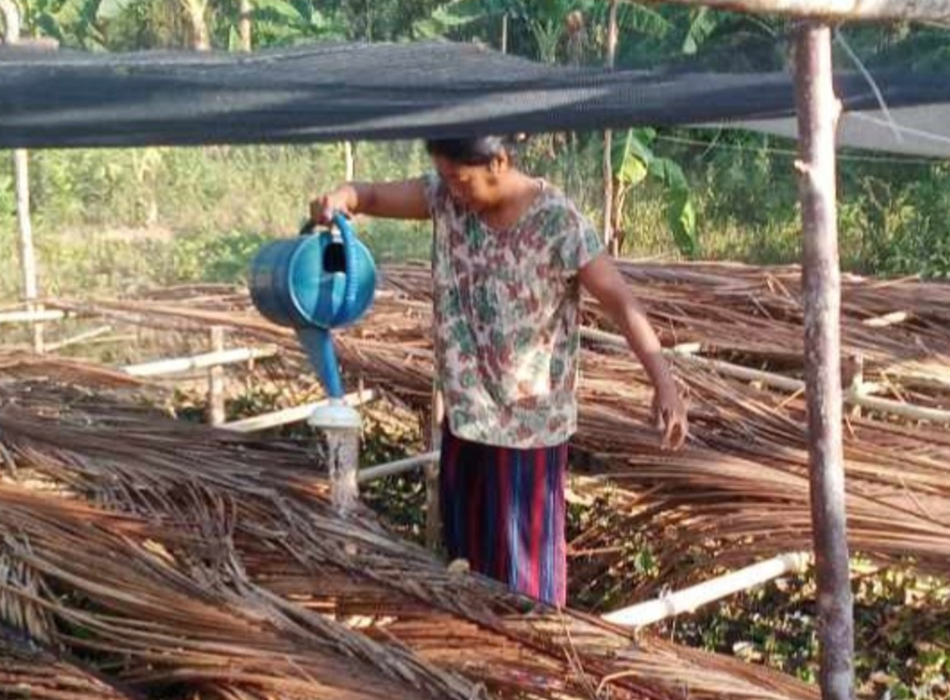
425,172,604,448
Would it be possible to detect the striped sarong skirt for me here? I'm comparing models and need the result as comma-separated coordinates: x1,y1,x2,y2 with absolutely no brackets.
439,427,568,607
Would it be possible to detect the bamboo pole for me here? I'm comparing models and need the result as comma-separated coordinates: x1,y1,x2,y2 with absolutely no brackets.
208,327,227,426
1,0,42,355
638,0,950,22
45,325,113,352
0,309,67,325
223,390,377,432
602,552,811,628
123,345,277,377
793,21,854,700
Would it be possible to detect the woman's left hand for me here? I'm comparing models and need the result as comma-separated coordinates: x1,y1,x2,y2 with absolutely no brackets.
652,384,688,450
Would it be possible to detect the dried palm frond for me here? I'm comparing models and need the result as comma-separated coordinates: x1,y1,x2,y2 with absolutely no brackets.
34,261,950,606
0,396,818,700
0,623,139,700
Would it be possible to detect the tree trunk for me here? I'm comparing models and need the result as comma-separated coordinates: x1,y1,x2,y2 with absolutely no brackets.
602,0,619,253
500,13,508,53
238,0,252,52
792,21,855,700
181,0,211,51
0,0,20,41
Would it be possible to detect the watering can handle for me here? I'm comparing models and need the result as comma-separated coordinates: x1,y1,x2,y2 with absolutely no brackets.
332,212,361,324
298,213,360,325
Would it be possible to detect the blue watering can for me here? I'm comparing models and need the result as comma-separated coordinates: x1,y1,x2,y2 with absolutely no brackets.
249,213,376,430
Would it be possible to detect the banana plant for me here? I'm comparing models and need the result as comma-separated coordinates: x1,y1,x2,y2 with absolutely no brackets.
21,0,107,48
414,0,598,62
610,128,696,257
221,0,347,48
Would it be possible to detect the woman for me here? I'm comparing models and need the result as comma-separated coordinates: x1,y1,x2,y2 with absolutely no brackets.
311,135,687,607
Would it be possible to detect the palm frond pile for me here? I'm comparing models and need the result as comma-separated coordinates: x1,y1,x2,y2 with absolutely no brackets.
0,385,819,700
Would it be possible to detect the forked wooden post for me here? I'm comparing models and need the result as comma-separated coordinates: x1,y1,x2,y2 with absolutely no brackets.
793,21,855,700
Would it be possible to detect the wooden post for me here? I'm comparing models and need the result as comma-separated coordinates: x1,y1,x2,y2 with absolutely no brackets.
1,0,42,355
208,326,227,426
425,384,444,551
602,0,619,253
793,21,855,700
344,141,356,181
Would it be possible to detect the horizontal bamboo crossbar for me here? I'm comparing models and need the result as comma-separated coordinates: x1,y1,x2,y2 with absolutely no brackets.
123,345,278,377
0,309,67,325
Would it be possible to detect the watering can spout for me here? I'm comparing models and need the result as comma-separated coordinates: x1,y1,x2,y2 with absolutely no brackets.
296,326,344,399
296,326,362,431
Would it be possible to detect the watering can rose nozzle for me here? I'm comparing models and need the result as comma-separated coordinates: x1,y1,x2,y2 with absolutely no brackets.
307,398,363,432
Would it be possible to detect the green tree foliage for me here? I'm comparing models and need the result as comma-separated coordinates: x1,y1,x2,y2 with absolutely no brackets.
5,0,950,277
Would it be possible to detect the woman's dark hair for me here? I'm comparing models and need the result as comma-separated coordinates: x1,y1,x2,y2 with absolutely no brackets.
424,135,523,166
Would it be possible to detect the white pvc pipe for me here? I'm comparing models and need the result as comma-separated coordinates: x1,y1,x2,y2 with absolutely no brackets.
602,552,811,628
123,345,278,377
358,450,441,483
580,325,950,423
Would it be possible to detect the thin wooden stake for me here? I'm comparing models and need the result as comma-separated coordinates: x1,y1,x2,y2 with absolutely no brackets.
45,325,113,353
208,326,227,426
344,141,356,181
793,21,855,700
602,0,619,253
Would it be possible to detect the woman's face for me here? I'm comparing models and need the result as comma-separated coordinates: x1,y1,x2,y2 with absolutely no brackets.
432,154,504,212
